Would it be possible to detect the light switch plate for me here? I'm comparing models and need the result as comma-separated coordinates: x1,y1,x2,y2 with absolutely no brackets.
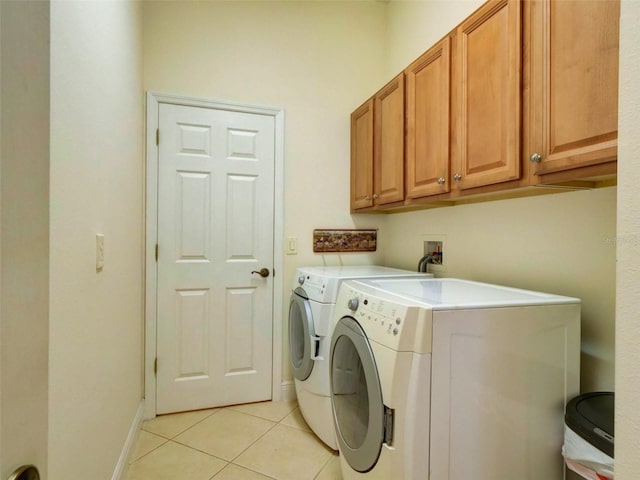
96,234,105,271
286,236,298,255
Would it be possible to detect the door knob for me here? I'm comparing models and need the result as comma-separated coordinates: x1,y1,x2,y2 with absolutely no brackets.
8,465,40,480
251,268,270,278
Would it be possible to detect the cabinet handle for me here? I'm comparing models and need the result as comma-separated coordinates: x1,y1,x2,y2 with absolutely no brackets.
365,195,371,201
437,177,446,185
530,153,542,163
453,173,462,181
373,193,379,199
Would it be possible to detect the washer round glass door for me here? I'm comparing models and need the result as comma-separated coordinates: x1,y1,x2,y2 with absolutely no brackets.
288,287,315,381
330,316,384,473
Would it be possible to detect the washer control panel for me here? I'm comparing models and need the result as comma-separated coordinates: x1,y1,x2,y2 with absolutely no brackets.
348,294,405,337
336,281,433,353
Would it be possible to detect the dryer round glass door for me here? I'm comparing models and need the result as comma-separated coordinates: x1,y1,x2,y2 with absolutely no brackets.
288,288,316,381
330,316,384,473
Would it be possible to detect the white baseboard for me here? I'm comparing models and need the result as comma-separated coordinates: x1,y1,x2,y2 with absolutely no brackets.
112,399,145,480
280,380,297,402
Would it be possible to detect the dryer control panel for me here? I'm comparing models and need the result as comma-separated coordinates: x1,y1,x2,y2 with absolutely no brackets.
337,281,433,353
291,271,336,304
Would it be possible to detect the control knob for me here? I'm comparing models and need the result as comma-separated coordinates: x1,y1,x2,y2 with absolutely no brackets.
298,275,305,285
347,298,359,311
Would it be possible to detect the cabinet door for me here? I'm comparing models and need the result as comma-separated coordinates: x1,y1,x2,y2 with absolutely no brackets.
527,0,619,177
350,99,374,211
452,0,521,190
406,37,451,199
374,73,405,205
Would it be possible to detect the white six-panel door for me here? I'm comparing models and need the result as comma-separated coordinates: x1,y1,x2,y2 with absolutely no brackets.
156,103,275,414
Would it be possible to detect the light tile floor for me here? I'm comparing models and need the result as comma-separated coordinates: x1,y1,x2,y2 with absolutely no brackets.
125,401,342,480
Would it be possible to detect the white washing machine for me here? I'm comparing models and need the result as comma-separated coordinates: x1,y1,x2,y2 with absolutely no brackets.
288,266,431,450
330,277,581,479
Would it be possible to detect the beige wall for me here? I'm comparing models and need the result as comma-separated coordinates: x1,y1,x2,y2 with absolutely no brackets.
386,0,484,76
0,1,50,477
616,0,640,477
49,2,144,478
382,188,616,391
143,1,390,383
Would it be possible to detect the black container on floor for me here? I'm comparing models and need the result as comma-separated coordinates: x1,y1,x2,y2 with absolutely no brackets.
565,391,614,458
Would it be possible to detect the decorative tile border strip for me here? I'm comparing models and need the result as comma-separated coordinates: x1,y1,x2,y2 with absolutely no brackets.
312,229,377,253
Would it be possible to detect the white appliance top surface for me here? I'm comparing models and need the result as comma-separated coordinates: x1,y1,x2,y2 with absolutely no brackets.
293,266,431,304
295,265,427,279
352,277,580,309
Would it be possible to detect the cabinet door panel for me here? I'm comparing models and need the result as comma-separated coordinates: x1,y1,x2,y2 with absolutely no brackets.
374,74,405,205
406,37,451,199
351,99,374,210
530,0,619,175
453,0,521,190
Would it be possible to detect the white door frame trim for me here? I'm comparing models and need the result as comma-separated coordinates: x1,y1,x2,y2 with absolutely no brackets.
144,92,285,419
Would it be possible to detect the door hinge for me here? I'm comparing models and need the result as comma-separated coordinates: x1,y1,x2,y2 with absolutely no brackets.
156,128,159,145
154,357,158,375
155,244,158,262
383,405,395,446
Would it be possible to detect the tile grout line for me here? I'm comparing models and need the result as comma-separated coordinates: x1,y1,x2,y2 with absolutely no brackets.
209,407,296,479
129,409,224,470
129,402,335,480
221,408,303,478
211,463,279,480
225,403,298,424
167,407,291,469
313,451,339,480
167,438,232,463
141,407,222,441
228,413,333,480
127,432,170,466
226,414,281,465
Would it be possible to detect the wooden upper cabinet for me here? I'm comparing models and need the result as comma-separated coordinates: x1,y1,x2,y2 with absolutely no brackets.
451,0,521,191
350,0,620,212
350,74,405,212
406,36,451,199
526,0,619,179
350,99,374,210
374,73,405,205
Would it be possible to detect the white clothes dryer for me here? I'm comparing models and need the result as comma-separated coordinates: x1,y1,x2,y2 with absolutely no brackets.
330,278,581,480
288,266,431,450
